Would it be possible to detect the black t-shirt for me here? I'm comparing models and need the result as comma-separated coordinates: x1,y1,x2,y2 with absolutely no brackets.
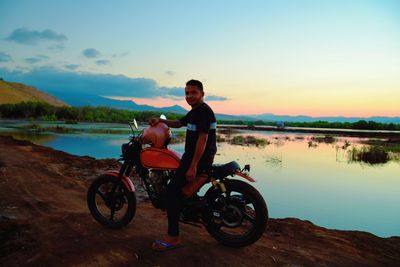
179,102,217,158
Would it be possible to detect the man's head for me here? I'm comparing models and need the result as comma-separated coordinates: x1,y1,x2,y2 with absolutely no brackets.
185,79,204,107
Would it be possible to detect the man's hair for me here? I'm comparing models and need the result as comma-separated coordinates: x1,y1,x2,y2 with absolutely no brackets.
186,79,203,91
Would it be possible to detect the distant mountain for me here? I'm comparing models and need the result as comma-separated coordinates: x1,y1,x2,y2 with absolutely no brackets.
42,89,262,120
215,114,255,121
1,79,398,124
252,113,400,124
43,91,189,114
0,79,67,107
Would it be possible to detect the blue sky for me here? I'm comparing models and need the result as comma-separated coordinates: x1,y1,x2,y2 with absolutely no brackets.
0,0,399,116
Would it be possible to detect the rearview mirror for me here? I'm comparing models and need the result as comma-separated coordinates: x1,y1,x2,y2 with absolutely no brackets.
133,118,138,129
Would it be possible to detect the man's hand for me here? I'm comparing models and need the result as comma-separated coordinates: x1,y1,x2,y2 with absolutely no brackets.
148,117,160,126
186,165,197,182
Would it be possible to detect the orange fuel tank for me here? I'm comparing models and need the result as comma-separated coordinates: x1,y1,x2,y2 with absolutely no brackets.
140,147,181,170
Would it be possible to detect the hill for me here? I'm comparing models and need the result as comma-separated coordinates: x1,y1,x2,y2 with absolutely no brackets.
0,79,67,107
62,93,188,114
253,113,400,124
1,79,399,124
0,135,399,266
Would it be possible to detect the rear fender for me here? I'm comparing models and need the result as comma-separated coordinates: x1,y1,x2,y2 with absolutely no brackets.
105,171,136,192
234,171,256,182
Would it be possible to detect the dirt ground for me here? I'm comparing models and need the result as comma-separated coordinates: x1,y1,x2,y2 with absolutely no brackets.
0,135,399,267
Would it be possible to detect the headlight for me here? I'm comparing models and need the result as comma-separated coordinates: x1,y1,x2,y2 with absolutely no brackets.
121,143,130,157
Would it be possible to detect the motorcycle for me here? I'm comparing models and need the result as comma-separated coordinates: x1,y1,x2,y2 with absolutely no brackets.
87,118,268,247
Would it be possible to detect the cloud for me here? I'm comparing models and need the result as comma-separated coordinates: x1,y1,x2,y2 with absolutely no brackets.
161,87,184,99
165,70,175,76
206,95,229,101
158,86,229,102
82,48,100,58
23,54,49,64
0,67,179,99
36,54,49,60
0,52,13,63
0,67,229,103
111,52,129,58
95,59,110,66
48,44,65,51
64,64,80,70
5,28,67,45
24,58,41,64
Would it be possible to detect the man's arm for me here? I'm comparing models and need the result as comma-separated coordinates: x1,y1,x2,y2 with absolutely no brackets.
186,132,208,181
149,118,182,128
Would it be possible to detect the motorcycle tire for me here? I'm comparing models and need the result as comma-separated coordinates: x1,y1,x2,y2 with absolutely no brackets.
205,179,268,247
87,174,136,229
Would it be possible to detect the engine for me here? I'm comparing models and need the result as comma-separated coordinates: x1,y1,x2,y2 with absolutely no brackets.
143,170,173,209
148,170,168,195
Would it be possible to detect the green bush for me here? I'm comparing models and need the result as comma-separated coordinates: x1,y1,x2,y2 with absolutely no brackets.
1,102,399,131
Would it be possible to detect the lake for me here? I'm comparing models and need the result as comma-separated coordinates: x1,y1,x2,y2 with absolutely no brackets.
1,120,399,237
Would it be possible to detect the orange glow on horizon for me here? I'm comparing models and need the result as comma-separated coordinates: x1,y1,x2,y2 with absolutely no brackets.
108,97,189,110
106,97,399,118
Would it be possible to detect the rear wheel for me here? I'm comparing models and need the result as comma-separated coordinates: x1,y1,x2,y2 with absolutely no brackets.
87,174,136,229
205,179,268,247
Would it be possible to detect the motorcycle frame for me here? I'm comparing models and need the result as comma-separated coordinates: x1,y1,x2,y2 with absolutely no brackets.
112,124,256,198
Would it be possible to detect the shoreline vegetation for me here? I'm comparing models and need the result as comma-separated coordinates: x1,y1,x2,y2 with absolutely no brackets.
1,101,400,133
1,101,400,164
2,122,400,165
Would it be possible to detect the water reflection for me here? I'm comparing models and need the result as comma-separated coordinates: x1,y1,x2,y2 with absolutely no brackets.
0,123,399,237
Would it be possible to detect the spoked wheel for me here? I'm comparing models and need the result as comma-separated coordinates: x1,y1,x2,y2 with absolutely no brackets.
87,174,136,229
205,179,268,247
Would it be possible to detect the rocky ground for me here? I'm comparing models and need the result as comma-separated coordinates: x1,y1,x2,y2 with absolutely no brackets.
0,135,399,267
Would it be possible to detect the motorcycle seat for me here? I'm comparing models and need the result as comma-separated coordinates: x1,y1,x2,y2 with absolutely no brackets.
211,161,241,178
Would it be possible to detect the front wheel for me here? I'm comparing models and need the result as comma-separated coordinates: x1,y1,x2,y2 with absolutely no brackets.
87,174,136,229
205,179,268,247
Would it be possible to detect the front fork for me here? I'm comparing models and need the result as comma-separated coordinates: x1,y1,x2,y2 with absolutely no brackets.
105,162,136,192
105,163,135,218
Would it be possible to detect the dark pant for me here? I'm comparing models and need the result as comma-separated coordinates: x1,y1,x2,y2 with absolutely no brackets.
166,153,214,236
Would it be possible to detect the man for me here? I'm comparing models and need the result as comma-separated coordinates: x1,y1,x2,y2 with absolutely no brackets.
149,79,217,251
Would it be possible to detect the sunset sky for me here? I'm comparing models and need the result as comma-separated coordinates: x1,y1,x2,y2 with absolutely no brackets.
0,0,399,117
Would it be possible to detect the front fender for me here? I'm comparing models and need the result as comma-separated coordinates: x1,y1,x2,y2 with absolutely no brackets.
105,171,136,192
234,171,256,182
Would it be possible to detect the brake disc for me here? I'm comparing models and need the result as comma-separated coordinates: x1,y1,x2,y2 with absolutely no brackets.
222,205,243,227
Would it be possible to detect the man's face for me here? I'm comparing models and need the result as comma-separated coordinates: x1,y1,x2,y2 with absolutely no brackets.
185,85,204,107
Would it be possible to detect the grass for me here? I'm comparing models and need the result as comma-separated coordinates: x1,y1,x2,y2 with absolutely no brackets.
230,135,270,147
170,131,186,144
217,128,240,135
216,134,227,142
311,135,336,143
308,141,318,148
0,80,67,106
362,138,400,153
170,131,270,147
342,140,351,149
347,145,396,164
10,124,271,147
